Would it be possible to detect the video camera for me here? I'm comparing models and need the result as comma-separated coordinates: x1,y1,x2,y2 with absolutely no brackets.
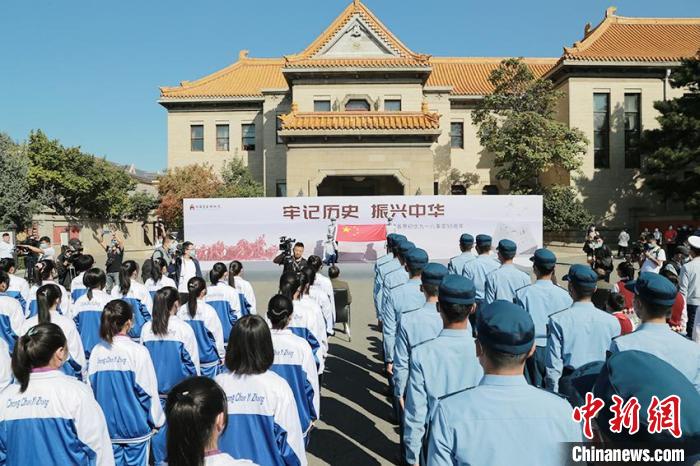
14,237,40,257
279,236,296,258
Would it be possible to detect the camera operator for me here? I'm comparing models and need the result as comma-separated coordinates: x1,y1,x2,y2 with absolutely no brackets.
55,239,84,289
273,240,307,274
94,231,124,293
14,235,42,283
175,241,202,303
19,236,56,263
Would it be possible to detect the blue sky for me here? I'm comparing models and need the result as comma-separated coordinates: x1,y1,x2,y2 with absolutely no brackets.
1,0,698,172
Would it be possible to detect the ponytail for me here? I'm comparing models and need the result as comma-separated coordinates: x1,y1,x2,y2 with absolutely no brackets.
32,260,55,287
36,284,61,324
119,260,138,296
228,261,243,288
187,277,206,318
279,272,301,300
166,377,228,466
152,287,179,336
300,266,315,294
151,257,166,283
100,299,133,344
12,323,66,392
267,294,294,330
83,268,106,301
209,263,227,286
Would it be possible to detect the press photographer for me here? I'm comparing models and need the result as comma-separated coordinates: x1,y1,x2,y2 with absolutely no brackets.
273,237,306,274
55,238,84,289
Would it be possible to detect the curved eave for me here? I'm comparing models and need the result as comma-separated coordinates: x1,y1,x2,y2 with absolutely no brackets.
279,128,441,137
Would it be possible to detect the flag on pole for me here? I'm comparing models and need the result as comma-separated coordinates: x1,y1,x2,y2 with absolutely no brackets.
336,224,387,242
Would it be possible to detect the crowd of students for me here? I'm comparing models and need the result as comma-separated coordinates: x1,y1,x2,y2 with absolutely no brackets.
375,232,700,465
0,250,338,466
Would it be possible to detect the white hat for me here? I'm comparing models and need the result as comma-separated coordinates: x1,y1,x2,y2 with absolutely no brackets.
689,235,700,249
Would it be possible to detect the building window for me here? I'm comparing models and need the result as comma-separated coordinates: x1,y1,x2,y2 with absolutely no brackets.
276,182,287,197
276,114,283,144
314,100,331,112
241,124,255,151
190,125,204,152
593,93,610,169
384,99,401,111
433,181,439,195
345,99,370,111
450,122,464,149
624,93,641,169
216,124,229,151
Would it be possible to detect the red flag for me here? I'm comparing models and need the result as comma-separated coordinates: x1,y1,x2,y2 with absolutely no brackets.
336,224,387,242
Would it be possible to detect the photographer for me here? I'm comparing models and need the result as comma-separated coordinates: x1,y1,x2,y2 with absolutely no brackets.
94,231,124,293
273,240,307,274
641,233,666,274
55,239,84,289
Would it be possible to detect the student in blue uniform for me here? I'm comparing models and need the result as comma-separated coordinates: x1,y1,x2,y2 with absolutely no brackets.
515,248,572,387
427,301,581,466
298,267,328,373
73,268,113,359
447,234,475,275
0,323,114,466
0,270,25,353
380,240,414,326
165,377,254,466
393,262,448,401
26,260,71,318
267,294,320,441
0,339,10,390
178,277,225,378
206,263,243,346
89,300,165,466
593,351,700,452
279,272,323,372
111,261,153,341
383,247,428,381
374,235,405,323
484,239,530,304
70,254,96,303
215,315,306,466
229,260,256,315
404,275,483,466
461,234,500,309
20,283,85,380
144,257,177,301
0,258,29,311
610,272,700,392
545,264,620,392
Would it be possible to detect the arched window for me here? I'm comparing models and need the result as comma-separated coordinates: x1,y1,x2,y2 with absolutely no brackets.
345,99,370,111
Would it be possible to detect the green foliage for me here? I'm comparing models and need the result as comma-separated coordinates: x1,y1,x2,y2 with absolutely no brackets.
472,58,588,194
157,164,222,230
542,185,594,231
641,56,700,215
217,158,264,198
126,191,158,223
0,133,44,229
26,130,135,220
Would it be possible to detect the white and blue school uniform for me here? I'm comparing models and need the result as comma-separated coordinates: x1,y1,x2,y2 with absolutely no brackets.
144,276,177,301
309,285,334,336
205,282,243,345
73,289,113,359
26,281,72,319
462,255,500,304
0,369,115,466
215,370,307,466
313,273,335,319
21,311,86,381
404,328,483,465
234,277,257,315
0,339,10,390
427,375,582,466
111,281,154,341
71,272,88,303
610,322,700,393
287,300,323,373
298,295,327,373
483,263,531,305
0,294,25,353
89,335,165,466
177,301,225,378
270,328,320,437
205,451,255,465
6,274,29,311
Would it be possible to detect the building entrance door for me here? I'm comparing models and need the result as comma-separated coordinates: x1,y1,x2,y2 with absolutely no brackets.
317,175,404,196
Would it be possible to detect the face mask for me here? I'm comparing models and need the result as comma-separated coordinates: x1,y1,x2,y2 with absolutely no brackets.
188,250,196,259
40,243,48,250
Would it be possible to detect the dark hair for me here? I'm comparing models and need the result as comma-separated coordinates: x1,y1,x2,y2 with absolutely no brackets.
481,344,529,369
36,284,62,325
642,300,673,319
166,376,228,466
183,241,194,251
39,236,51,244
12,323,67,392
83,268,106,300
300,266,316,291
279,272,302,300
228,261,243,288
0,270,9,288
119,260,139,296
437,301,472,323
209,262,227,286
617,261,635,281
0,258,15,272
100,299,133,344
307,255,322,271
225,315,273,375
152,287,180,336
606,293,626,313
32,260,55,286
407,263,425,277
267,294,294,330
422,283,439,298
570,282,596,299
476,244,491,255
328,266,340,279
293,242,304,249
1,233,8,237
533,263,555,278
151,257,167,283
499,250,516,261
74,254,95,274
187,277,207,318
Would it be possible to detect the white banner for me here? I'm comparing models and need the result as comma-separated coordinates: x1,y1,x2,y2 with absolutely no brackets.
183,196,543,267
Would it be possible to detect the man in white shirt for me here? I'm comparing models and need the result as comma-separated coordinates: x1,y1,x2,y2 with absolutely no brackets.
0,234,13,260
177,241,202,303
641,235,666,274
681,236,700,341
